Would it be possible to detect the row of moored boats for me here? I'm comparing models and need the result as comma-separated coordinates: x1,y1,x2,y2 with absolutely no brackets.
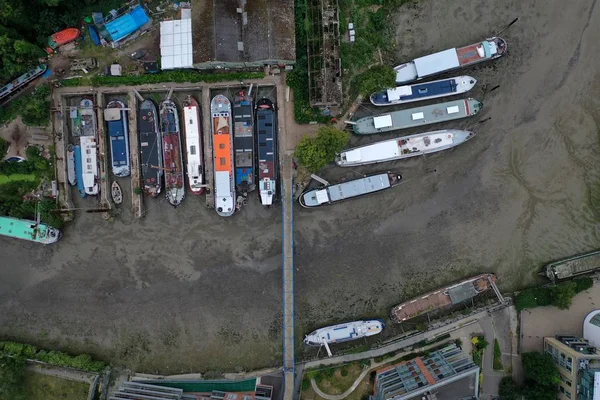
66,92,278,215
300,35,508,208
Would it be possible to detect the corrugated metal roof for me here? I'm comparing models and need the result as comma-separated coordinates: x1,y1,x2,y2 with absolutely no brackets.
160,19,193,70
414,48,460,78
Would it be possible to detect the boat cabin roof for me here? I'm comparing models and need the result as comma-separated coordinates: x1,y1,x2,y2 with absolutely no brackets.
414,48,460,78
344,140,400,163
386,85,412,101
373,115,393,129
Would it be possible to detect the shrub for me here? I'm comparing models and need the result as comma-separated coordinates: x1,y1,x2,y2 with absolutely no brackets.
87,71,264,87
340,367,348,377
301,378,310,390
0,138,8,157
499,377,521,400
351,65,396,97
0,341,105,372
493,339,503,370
294,126,349,173
323,367,335,377
574,276,593,292
549,281,577,309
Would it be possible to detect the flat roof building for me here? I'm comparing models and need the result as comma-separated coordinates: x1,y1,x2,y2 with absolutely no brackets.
371,343,479,400
190,0,295,70
544,335,600,400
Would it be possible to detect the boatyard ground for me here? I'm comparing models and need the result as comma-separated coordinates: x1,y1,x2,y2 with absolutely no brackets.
2,0,600,373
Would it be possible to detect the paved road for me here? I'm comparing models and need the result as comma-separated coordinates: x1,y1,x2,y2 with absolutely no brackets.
479,315,504,397
282,155,295,400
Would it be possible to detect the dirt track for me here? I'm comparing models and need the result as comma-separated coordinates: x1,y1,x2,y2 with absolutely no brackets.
2,0,600,372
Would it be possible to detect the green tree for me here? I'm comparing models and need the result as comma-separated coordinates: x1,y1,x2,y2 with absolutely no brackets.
0,354,26,397
499,377,521,400
522,352,560,387
521,383,556,400
352,65,396,97
550,281,577,310
294,126,349,173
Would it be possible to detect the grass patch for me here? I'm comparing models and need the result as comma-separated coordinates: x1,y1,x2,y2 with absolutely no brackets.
60,71,265,87
515,277,594,311
312,362,364,395
0,370,90,400
493,339,503,370
0,173,36,184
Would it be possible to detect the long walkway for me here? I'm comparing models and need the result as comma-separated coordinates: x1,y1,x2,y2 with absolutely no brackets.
281,154,295,400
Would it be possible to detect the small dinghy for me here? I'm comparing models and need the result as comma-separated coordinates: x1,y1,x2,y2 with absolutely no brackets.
111,181,123,204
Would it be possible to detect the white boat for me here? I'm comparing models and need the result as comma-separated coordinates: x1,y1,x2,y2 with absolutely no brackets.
80,135,98,195
336,129,474,167
111,181,122,204
395,37,507,84
370,76,476,106
183,96,204,195
300,172,402,208
304,319,385,346
67,145,76,186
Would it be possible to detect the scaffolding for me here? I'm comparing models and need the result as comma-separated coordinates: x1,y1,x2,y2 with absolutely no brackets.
307,0,342,108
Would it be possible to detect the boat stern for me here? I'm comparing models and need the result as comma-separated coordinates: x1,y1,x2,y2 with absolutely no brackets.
259,178,276,206
369,90,389,106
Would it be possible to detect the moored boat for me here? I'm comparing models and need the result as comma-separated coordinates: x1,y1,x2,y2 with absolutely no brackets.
160,99,185,207
67,144,76,186
182,96,204,195
395,37,507,84
211,95,235,216
80,136,99,195
390,274,497,322
138,99,162,197
0,64,47,102
353,98,482,135
256,98,278,206
0,215,60,245
304,319,385,346
300,172,402,208
370,76,476,106
73,145,86,197
70,98,96,137
233,90,255,194
106,100,131,177
541,250,600,283
111,181,123,205
336,129,475,167
47,28,80,53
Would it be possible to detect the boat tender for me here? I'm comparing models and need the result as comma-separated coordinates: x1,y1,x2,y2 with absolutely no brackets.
160,99,185,207
106,100,131,177
233,90,256,194
304,319,385,346
139,99,162,197
183,96,204,195
353,98,482,135
370,76,476,106
300,172,402,208
0,216,60,244
256,98,278,206
336,129,475,167
212,95,235,217
395,37,507,84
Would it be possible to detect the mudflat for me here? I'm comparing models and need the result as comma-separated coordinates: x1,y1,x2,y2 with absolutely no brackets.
2,0,600,372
